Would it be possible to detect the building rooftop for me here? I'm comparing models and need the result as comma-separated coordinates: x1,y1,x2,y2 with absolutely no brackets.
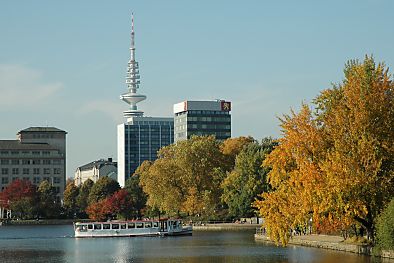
77,159,117,171
18,127,67,133
0,140,58,150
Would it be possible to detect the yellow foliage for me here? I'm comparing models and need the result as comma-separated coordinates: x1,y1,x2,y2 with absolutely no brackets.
255,56,394,245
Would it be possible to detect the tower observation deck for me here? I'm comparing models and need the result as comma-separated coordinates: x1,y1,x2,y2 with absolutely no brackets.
120,13,146,118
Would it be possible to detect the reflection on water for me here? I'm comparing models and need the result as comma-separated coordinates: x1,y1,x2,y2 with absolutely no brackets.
0,225,383,263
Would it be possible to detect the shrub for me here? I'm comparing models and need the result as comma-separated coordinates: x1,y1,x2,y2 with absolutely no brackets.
375,198,394,251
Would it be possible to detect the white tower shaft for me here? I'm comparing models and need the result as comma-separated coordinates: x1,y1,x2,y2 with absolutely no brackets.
120,13,146,118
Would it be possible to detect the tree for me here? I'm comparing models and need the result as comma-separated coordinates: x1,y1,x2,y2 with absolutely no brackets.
124,175,147,218
63,181,79,218
139,136,226,217
221,138,276,218
88,176,120,205
76,179,94,217
107,189,134,220
37,180,60,219
220,136,255,170
0,179,37,219
254,56,394,245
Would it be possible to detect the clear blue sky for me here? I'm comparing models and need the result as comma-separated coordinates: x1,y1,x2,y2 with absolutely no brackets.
1,1,393,179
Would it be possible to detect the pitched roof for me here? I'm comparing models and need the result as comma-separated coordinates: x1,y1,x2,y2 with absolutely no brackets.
77,159,117,171
18,127,67,133
0,140,58,150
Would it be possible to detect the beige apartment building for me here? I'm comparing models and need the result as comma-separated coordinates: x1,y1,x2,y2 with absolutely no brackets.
0,127,67,200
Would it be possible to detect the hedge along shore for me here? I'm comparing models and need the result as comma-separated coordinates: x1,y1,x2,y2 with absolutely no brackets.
255,233,394,260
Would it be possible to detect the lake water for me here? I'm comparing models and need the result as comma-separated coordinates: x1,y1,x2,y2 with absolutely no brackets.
0,225,381,263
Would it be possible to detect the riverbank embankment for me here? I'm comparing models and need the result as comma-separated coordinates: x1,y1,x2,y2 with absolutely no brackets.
193,223,261,231
255,233,394,260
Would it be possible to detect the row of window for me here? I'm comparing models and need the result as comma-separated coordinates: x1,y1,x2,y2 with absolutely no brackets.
1,176,61,185
1,168,61,175
0,159,62,165
0,150,54,155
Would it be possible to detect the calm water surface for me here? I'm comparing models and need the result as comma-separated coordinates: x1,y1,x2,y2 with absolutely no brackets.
0,225,384,263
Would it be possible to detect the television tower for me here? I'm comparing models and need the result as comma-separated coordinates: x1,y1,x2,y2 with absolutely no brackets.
120,13,146,118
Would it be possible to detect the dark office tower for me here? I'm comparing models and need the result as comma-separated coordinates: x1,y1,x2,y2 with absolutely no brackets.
173,100,231,142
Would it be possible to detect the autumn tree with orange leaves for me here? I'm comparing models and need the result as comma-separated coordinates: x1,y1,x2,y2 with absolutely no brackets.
254,56,394,245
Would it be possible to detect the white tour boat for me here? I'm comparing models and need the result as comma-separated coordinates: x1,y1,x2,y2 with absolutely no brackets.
74,219,192,238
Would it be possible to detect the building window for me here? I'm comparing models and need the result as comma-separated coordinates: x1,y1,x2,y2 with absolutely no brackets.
53,177,61,184
21,151,29,155
1,177,9,184
22,168,29,175
1,168,8,175
22,177,29,181
53,159,61,165
22,159,31,165
32,160,41,165
43,159,51,165
54,168,61,175
11,159,19,165
0,151,9,155
42,151,50,156
12,177,18,182
43,177,50,182
11,151,19,155
12,168,19,175
33,168,40,175
43,168,50,175
32,151,40,155
1,159,9,165
33,177,40,184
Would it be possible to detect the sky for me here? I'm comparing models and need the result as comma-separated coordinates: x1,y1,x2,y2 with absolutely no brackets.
1,1,393,179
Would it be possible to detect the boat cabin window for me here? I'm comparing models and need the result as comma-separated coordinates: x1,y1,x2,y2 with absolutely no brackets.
153,222,159,228
88,224,93,230
136,222,143,228
128,223,135,229
120,224,126,229
94,224,102,230
112,224,119,229
103,224,110,230
145,222,152,228
76,224,88,232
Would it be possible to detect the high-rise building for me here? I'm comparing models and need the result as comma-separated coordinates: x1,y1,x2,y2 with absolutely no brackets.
117,14,173,187
0,127,67,200
173,100,231,142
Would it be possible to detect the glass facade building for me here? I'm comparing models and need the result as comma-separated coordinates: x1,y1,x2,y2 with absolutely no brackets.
174,100,231,142
117,117,173,187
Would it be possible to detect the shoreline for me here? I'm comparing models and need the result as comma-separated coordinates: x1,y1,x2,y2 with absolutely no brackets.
193,223,260,231
255,233,394,260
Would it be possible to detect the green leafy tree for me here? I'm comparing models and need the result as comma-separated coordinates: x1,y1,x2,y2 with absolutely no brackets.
37,180,60,219
124,175,147,218
221,138,276,218
88,176,120,205
63,181,80,218
139,135,226,217
76,179,94,217
220,136,255,170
